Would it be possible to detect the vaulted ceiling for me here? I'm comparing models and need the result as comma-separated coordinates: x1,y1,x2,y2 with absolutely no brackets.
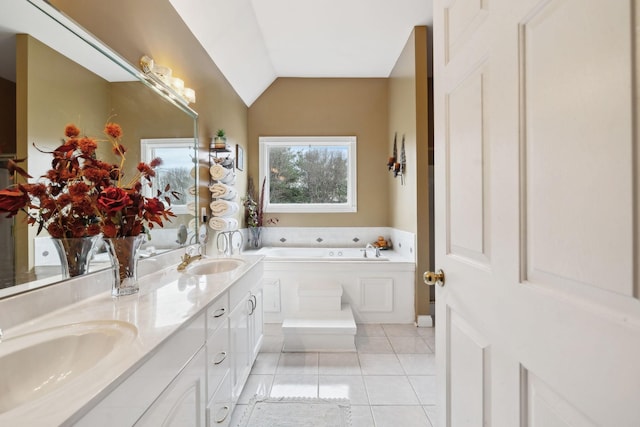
169,0,433,106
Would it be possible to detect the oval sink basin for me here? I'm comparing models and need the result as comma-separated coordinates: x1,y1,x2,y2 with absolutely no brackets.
0,320,137,414
187,258,245,276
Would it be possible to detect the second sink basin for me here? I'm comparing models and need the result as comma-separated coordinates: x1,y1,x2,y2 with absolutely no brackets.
0,320,137,414
186,258,245,276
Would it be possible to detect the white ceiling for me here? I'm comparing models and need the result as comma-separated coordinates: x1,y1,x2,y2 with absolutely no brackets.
169,0,433,106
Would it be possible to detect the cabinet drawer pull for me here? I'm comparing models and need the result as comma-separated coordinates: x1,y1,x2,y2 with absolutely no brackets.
212,351,227,365
215,405,230,423
211,307,226,318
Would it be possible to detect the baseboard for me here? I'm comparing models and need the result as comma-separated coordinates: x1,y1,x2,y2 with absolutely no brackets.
416,315,433,328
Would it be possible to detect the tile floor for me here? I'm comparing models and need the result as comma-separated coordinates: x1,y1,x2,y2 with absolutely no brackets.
230,323,437,427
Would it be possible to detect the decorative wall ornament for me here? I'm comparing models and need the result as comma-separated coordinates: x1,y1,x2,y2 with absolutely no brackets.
387,132,406,185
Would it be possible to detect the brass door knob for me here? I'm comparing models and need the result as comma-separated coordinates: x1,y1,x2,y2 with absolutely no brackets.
423,269,445,286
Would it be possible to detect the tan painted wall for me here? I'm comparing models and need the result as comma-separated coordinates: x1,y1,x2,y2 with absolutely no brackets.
52,0,249,232
0,77,16,155
16,34,111,272
248,78,389,227
109,81,196,229
389,27,431,318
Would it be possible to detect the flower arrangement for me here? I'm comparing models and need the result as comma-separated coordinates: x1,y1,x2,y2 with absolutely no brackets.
243,176,278,228
0,122,178,239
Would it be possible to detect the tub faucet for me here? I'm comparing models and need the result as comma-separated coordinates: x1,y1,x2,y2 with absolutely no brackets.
365,243,381,258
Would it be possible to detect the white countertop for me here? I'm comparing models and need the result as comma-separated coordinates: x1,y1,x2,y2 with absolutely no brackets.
0,254,263,426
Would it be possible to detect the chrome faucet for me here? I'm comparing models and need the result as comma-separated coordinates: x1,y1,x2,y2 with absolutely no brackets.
365,243,381,258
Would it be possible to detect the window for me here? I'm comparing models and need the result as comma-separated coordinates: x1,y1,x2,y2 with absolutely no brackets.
259,136,357,213
141,138,195,215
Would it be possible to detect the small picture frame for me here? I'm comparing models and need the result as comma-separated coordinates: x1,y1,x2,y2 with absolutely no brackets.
235,144,244,171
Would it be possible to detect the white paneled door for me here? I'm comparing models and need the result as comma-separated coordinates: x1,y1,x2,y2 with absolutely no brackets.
431,0,640,425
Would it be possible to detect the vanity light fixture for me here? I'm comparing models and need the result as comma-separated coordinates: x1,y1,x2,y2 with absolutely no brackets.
139,55,196,105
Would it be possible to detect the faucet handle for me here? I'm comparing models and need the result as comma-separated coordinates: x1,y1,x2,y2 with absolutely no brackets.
185,245,199,257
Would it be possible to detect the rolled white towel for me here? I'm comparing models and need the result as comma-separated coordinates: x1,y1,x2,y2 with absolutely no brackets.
209,199,239,217
186,202,196,216
209,183,237,201
218,170,236,185
209,164,232,181
209,217,239,231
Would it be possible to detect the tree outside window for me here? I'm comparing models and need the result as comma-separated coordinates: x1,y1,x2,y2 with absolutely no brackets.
259,137,357,213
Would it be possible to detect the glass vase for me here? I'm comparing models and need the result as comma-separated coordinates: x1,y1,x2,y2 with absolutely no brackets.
248,226,263,249
105,235,145,297
52,235,101,278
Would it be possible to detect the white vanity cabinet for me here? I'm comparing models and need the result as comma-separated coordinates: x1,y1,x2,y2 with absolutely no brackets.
229,282,264,402
207,373,232,426
249,286,264,360
75,313,207,427
206,293,232,427
135,347,207,426
73,259,264,427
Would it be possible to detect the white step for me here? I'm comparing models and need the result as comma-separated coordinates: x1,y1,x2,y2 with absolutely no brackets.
282,304,357,352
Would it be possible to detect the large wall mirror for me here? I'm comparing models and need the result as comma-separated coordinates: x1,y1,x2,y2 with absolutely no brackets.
0,0,199,297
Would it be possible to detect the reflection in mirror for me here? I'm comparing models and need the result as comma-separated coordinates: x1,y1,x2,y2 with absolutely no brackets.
0,0,198,296
141,138,197,216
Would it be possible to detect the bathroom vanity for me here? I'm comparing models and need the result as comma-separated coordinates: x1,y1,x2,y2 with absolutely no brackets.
0,253,264,427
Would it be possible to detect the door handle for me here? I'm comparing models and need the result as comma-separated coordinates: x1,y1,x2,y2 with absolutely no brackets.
423,269,445,287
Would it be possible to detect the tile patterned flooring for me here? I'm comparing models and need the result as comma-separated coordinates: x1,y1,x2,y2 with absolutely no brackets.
230,323,437,427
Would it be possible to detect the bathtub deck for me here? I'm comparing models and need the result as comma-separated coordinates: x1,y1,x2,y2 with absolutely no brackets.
281,304,357,352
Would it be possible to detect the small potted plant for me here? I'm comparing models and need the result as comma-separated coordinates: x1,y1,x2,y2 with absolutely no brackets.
213,129,227,150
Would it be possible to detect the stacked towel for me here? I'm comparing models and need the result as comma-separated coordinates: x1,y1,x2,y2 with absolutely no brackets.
209,217,239,231
209,183,237,201
210,199,239,217
209,164,235,184
186,202,197,216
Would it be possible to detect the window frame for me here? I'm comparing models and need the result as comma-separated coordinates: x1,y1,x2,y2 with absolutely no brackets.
140,138,195,215
259,136,357,213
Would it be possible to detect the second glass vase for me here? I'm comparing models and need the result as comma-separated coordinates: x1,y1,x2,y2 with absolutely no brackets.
105,235,145,297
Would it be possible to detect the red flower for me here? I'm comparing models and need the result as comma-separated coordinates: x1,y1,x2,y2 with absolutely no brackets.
68,182,90,198
0,122,177,239
104,122,122,139
144,198,165,215
97,187,131,213
78,137,97,155
0,188,29,218
102,221,117,238
137,162,156,178
64,124,80,138
47,222,64,238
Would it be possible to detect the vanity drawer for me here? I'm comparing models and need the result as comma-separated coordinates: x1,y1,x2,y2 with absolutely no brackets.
207,292,229,337
207,372,232,427
207,319,229,401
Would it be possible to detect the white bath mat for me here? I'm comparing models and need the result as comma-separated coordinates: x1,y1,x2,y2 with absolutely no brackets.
236,395,352,427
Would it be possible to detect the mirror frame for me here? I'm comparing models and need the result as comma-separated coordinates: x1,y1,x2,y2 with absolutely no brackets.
0,0,200,299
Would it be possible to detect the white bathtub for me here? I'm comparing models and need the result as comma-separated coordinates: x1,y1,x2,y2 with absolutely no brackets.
253,246,416,323
255,246,390,261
